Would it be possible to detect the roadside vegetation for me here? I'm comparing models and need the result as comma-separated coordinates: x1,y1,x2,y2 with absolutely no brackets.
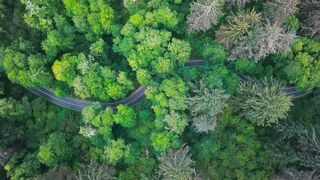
1,0,320,179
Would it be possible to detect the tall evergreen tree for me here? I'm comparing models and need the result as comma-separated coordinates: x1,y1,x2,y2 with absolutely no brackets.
236,78,293,126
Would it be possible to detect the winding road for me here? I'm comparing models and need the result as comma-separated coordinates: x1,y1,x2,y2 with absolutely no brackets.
28,60,308,112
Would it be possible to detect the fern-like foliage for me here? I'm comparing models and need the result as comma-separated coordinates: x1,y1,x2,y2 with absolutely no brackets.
187,0,225,32
277,121,320,171
192,114,218,134
186,81,230,133
216,9,261,50
158,145,197,180
230,26,263,60
256,22,296,59
187,81,230,117
236,77,293,126
230,22,296,61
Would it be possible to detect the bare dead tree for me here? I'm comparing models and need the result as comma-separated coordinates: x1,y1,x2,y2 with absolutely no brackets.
158,145,197,180
74,160,115,180
229,0,251,6
265,0,300,23
230,22,296,61
255,22,296,60
38,166,75,180
273,167,320,180
187,0,225,32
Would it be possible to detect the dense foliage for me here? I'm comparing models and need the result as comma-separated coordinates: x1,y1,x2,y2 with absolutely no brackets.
1,0,320,179
236,78,293,126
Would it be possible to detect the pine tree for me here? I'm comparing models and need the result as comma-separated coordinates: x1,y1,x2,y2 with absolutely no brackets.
187,81,230,133
236,77,293,126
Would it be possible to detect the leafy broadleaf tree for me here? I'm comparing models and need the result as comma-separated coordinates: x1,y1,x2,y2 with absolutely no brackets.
193,111,275,179
114,26,191,80
102,139,130,166
0,96,31,120
163,111,189,135
37,132,73,167
0,0,36,52
284,37,320,91
114,105,137,128
236,77,293,126
3,41,54,87
52,54,134,101
80,104,136,166
63,0,114,41
4,153,41,180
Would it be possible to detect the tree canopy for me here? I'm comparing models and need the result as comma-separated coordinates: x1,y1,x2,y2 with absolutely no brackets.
1,0,320,179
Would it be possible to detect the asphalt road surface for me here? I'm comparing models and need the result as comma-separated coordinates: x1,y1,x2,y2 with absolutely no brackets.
28,60,308,112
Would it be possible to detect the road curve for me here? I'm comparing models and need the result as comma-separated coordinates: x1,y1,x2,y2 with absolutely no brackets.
28,60,308,112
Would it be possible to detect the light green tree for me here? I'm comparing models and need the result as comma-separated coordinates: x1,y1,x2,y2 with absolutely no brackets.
285,37,320,91
113,105,137,128
103,139,130,166
37,132,73,167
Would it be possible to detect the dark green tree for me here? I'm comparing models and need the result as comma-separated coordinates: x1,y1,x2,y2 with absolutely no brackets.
193,111,275,179
37,132,73,167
